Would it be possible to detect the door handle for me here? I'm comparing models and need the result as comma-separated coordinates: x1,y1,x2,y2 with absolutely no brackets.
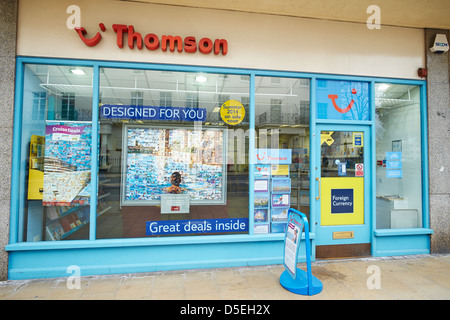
315,177,321,200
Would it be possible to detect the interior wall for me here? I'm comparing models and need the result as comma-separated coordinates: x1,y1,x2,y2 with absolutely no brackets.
375,87,422,218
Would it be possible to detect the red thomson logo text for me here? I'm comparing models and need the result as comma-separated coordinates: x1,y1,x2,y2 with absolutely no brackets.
75,23,228,55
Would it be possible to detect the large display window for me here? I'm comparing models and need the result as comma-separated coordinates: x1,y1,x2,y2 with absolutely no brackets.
254,76,311,234
96,68,250,239
19,64,94,241
375,83,425,229
17,64,252,241
12,59,428,249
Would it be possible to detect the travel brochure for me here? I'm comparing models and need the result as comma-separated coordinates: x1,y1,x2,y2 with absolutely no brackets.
122,126,226,205
253,163,291,234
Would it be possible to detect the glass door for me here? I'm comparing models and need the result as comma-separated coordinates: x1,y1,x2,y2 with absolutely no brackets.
315,125,371,257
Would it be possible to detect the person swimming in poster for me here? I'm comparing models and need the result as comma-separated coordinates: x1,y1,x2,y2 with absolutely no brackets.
163,171,188,194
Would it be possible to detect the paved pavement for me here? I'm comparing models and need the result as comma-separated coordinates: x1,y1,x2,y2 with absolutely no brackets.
0,254,449,301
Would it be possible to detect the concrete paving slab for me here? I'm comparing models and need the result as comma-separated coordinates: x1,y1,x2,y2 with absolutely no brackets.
0,254,448,301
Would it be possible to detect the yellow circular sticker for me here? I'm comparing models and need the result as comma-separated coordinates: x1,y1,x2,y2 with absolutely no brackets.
220,100,245,125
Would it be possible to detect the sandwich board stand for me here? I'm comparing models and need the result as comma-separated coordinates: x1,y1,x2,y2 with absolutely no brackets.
279,208,323,295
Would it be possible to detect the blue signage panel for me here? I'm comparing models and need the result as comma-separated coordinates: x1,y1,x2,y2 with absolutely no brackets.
146,218,249,236
100,104,207,122
386,169,403,178
331,188,354,214
386,152,403,178
386,160,402,169
354,135,362,146
386,152,402,160
316,80,370,120
255,149,292,164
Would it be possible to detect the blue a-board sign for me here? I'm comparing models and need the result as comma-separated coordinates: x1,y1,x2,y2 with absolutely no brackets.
280,208,323,296
283,210,305,279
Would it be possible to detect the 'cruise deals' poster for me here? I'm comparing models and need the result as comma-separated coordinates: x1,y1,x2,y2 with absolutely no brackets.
42,121,91,206
122,125,226,205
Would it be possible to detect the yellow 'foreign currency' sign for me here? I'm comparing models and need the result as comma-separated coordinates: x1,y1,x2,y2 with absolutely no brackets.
220,100,245,125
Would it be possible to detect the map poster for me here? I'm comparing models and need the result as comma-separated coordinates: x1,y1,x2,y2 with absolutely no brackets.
42,121,92,206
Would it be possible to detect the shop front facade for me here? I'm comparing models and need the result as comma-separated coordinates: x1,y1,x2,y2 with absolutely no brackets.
2,0,448,280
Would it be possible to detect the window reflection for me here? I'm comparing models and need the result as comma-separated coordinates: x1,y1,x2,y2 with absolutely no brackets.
254,77,310,234
96,68,250,239
375,83,423,229
20,64,93,241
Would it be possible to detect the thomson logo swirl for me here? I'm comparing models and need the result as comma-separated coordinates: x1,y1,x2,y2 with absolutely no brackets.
328,88,357,113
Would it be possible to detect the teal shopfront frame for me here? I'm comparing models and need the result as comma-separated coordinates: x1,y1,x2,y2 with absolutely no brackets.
6,56,432,279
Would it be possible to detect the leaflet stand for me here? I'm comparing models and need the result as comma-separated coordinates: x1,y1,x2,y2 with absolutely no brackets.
279,208,323,296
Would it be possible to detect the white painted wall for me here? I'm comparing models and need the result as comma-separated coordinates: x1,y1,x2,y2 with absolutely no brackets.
18,0,424,79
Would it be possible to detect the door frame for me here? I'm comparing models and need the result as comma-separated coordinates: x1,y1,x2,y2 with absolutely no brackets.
314,123,372,247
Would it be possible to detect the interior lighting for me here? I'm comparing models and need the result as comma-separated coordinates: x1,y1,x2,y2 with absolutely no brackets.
377,84,390,91
70,68,86,75
196,75,207,83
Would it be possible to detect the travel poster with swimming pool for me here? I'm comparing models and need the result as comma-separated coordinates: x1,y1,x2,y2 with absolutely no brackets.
121,125,227,206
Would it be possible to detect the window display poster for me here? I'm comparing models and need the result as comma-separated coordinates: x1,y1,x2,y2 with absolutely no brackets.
271,178,291,193
254,224,270,234
160,194,190,214
254,179,269,193
254,164,270,178
122,126,226,205
43,121,92,206
254,208,268,223
271,165,290,177
284,210,304,279
271,207,289,221
254,193,269,208
272,193,290,207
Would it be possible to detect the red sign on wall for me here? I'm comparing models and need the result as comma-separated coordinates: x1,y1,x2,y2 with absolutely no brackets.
75,23,228,55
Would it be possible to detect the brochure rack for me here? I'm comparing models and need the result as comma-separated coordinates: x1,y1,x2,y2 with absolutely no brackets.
44,182,111,240
253,164,291,234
